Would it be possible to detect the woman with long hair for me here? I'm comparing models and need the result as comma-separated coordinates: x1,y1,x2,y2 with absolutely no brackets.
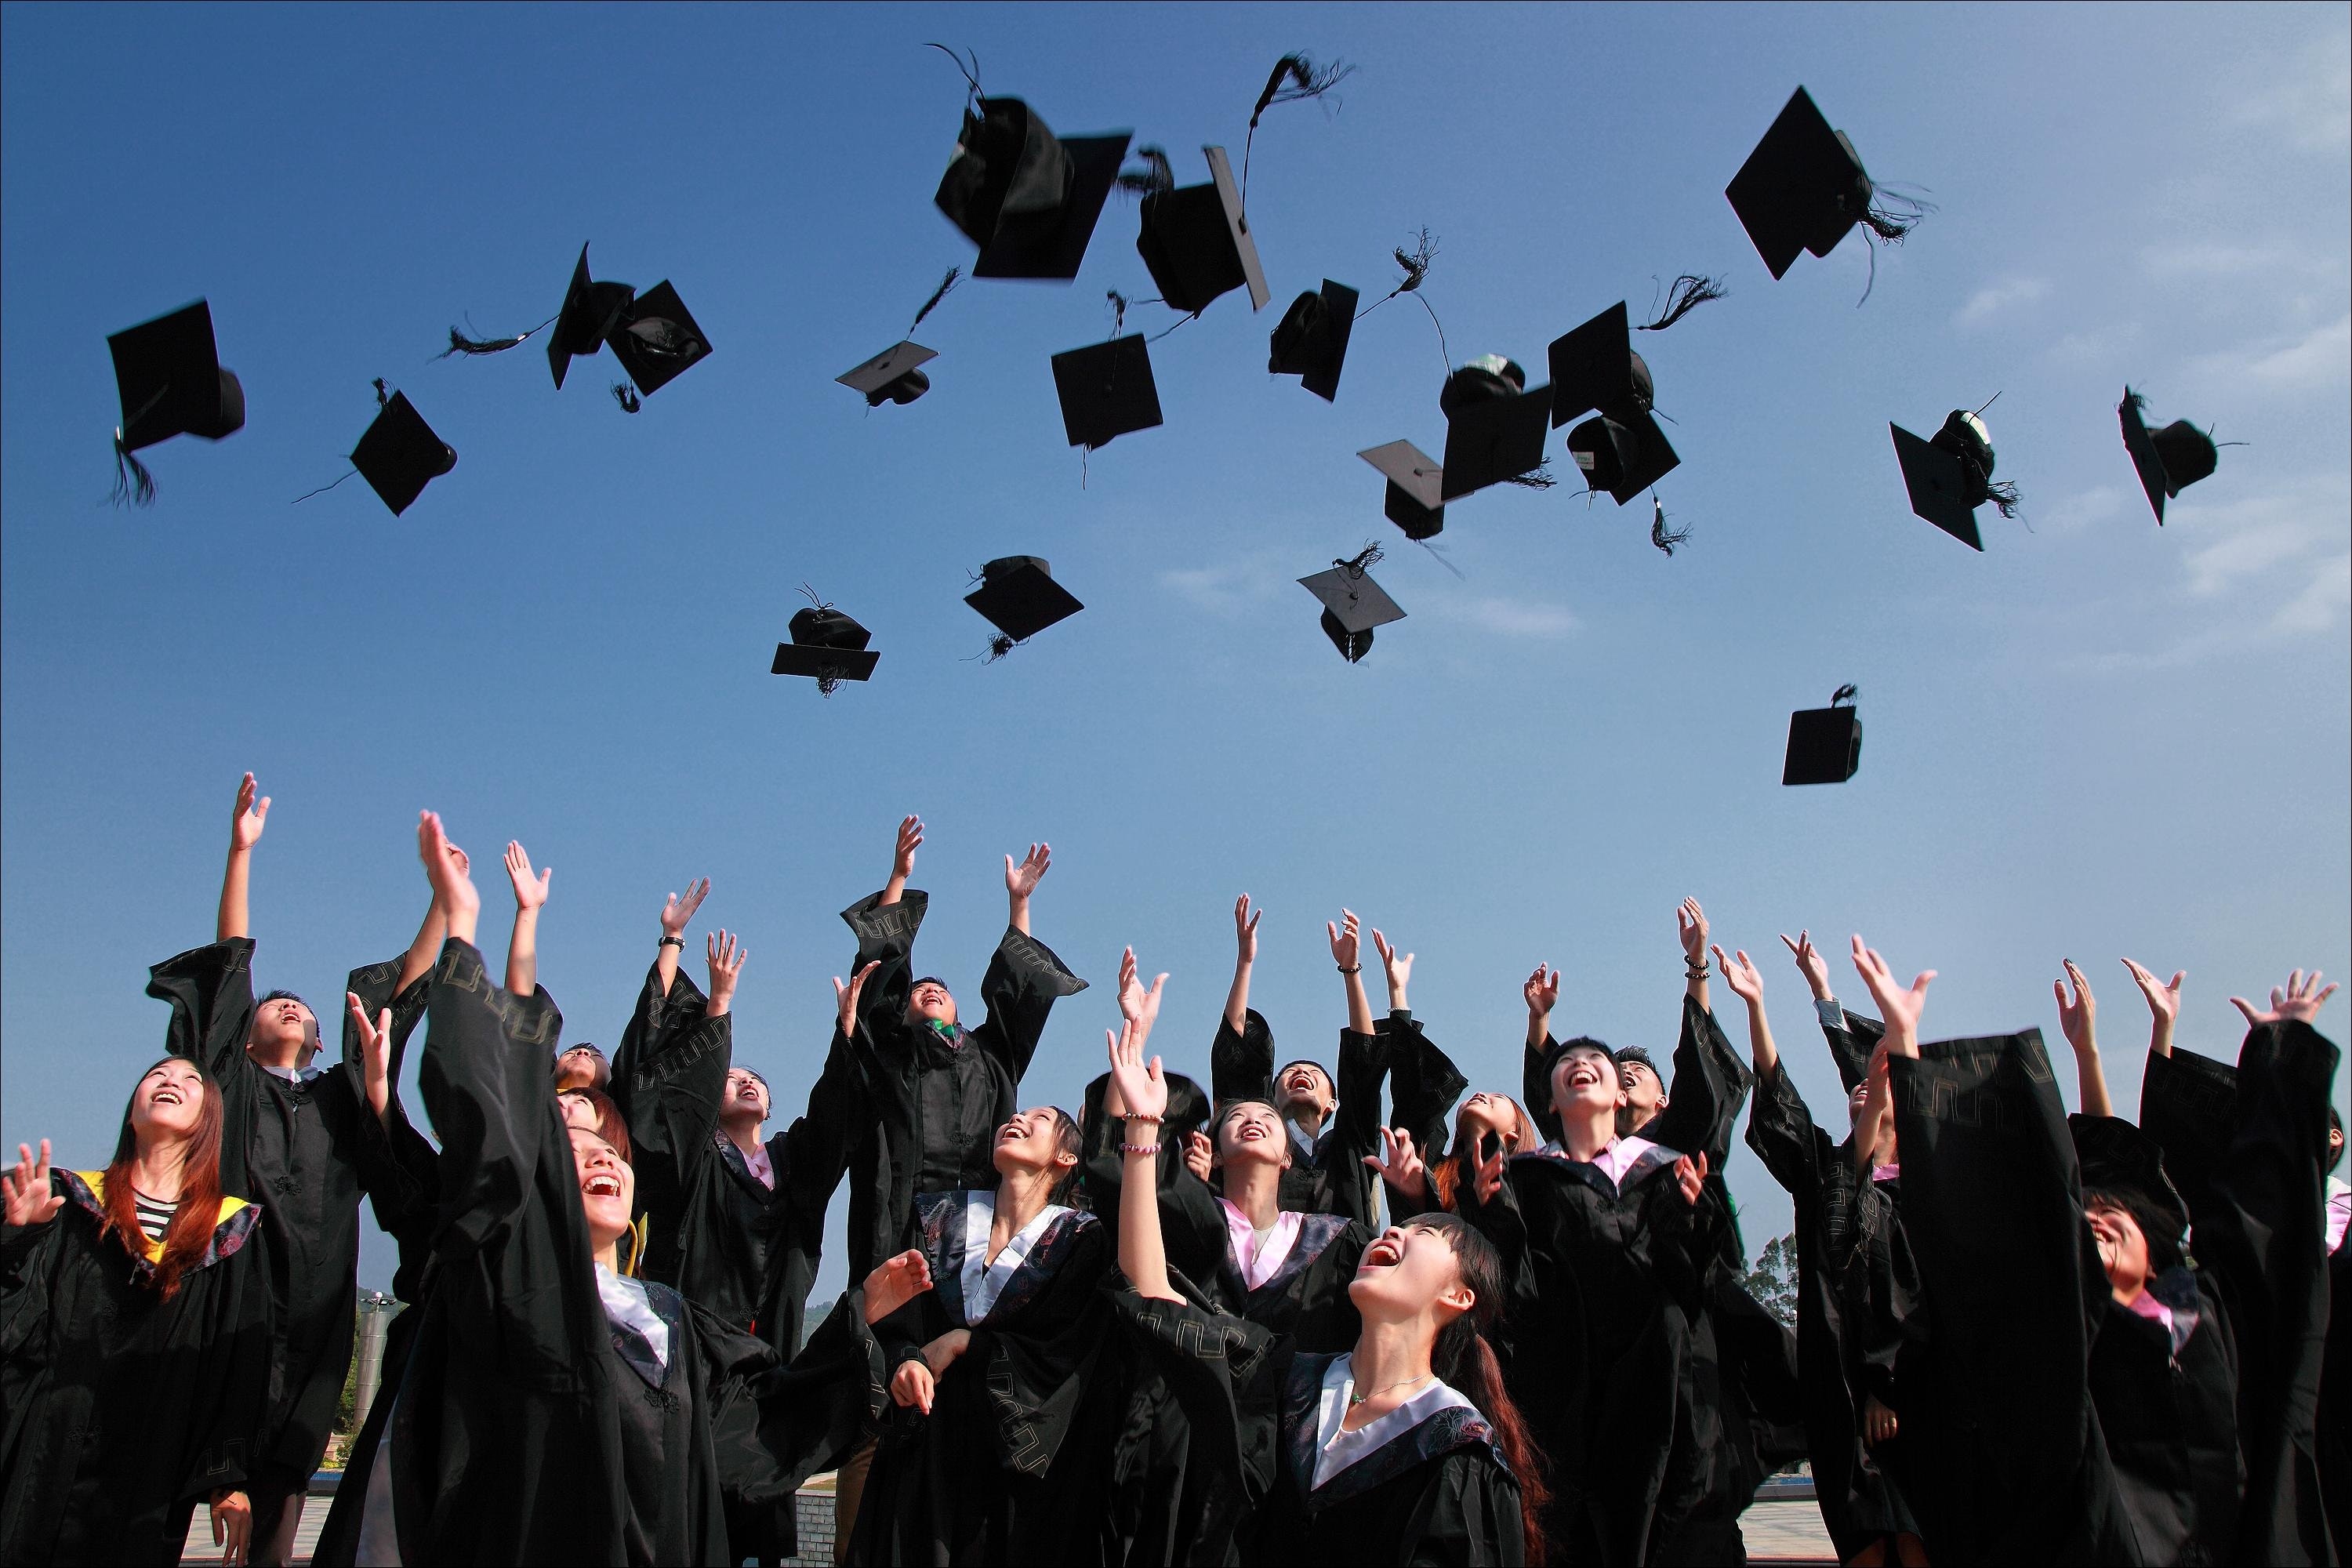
0,1057,273,1565
1109,967,1542,1565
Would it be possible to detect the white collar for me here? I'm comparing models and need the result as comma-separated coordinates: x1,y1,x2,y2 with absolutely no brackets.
260,1060,324,1084
1287,1117,1327,1158
595,1261,670,1370
1312,1352,1474,1488
960,1189,1070,1324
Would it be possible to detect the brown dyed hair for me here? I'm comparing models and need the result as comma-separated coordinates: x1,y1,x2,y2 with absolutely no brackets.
101,1058,229,1301
560,1086,632,1164
1431,1096,1542,1211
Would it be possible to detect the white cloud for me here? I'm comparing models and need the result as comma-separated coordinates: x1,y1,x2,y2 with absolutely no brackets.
2270,553,2352,634
2183,314,2352,395
2043,485,2127,532
2176,479,2348,599
2226,29,2351,153
2140,241,2313,278
1447,597,1580,639
1954,275,2049,326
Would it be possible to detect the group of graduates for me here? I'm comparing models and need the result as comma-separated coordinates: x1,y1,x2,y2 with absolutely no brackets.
1,775,2345,1568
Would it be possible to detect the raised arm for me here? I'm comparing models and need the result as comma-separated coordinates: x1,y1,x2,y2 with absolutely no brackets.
1108,968,1181,1304
2053,960,2111,1116
654,877,710,999
1005,840,1049,937
216,772,268,942
1330,910,1374,1036
842,818,928,1031
1678,897,1711,1015
1849,935,1932,1060
880,815,920,908
501,841,553,997
2121,958,2184,1059
1715,946,1777,1082
1523,964,1561,1137
1225,894,1260,1036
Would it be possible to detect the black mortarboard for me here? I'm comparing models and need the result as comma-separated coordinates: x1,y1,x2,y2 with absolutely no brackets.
965,556,1084,644
1726,86,1900,281
109,299,245,452
1051,336,1163,450
839,342,938,407
1300,555,1404,663
1546,303,1656,427
1359,441,1445,539
548,245,637,390
1136,146,1271,317
1439,364,1553,500
1565,412,1679,505
1892,407,2018,549
2118,388,2219,524
1783,685,1862,786
350,391,457,517
607,283,711,397
1269,279,1359,401
771,604,879,691
935,96,1132,281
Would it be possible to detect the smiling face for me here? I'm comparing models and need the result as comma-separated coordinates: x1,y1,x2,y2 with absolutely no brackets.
993,1106,1078,1185
1348,1221,1477,1323
1619,1060,1666,1120
1457,1093,1523,1152
2086,1196,2152,1302
571,1127,636,1254
1549,1045,1627,1122
248,994,318,1065
1215,1100,1292,1170
722,1068,770,1124
906,978,958,1029
554,1045,609,1093
1275,1062,1333,1120
131,1058,209,1141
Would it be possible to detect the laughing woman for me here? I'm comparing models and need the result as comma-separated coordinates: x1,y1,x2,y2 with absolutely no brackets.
1108,966,1541,1566
0,1058,273,1566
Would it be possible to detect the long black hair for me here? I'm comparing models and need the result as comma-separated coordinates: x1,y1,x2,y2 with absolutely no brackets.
1417,1211,1551,1562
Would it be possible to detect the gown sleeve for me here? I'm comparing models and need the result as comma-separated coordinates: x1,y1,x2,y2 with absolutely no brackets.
840,888,929,1033
1648,996,1753,1170
1212,1007,1278,1107
147,938,261,1193
1407,1450,1529,1567
1383,1012,1468,1165
968,927,1089,1087
609,960,731,1263
1524,1033,1559,1146
1744,1060,1822,1200
1107,1289,1287,1531
416,939,566,1259
177,1214,277,1506
1324,1027,1390,1224
753,1026,864,1355
1077,1070,1227,1290
706,1290,890,1515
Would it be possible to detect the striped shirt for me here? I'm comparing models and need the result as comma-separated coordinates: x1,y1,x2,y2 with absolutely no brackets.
132,1189,176,1245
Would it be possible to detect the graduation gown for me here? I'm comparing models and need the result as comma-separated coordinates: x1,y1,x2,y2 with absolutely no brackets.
851,1188,1117,1566
1462,1129,1726,1566
1746,1057,1923,1559
2140,1021,2340,1564
330,939,878,1567
840,889,1088,1278
1112,1292,1526,1566
146,937,414,1484
0,1172,271,1565
1210,1008,1387,1219
1379,1011,1470,1171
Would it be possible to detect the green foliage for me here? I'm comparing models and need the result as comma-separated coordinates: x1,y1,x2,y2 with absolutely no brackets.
1742,1232,1798,1327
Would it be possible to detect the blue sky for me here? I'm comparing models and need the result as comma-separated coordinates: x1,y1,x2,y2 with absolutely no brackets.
4,2,2346,1293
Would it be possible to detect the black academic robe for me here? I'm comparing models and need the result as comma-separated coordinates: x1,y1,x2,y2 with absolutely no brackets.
1112,1292,1526,1566
1746,1057,1922,1559
1379,1012,1470,1167
2140,1021,2340,1565
0,1173,272,1566
1462,1131,1726,1566
1210,1008,1387,1219
840,889,1088,1278
331,939,877,1567
147,937,416,1486
851,1189,1117,1566
2086,1262,2243,1565
2321,1242,2352,1558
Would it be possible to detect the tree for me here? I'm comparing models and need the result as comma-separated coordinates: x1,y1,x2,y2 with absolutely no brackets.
1742,1232,1798,1327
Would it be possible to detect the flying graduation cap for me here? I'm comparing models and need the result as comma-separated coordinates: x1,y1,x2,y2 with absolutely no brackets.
1300,546,1405,663
930,49,1133,281
1890,401,2021,550
1134,146,1271,317
1438,356,1553,501
293,381,456,517
1269,280,1360,401
1726,86,1924,289
1783,684,1862,786
443,244,709,407
1359,440,1445,540
1051,330,1163,452
1548,299,1701,506
771,595,879,695
106,299,246,505
2118,387,2223,524
965,556,1083,658
838,270,962,408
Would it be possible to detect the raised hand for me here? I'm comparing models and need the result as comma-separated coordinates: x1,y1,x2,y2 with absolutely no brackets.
503,841,551,912
1372,929,1415,1005
1850,935,1932,1055
418,813,481,935
659,878,710,938
1363,1127,1428,1203
706,931,747,1017
1117,946,1147,1023
1106,1014,1170,1127
3,1140,63,1227
2121,958,2185,1057
863,1248,935,1323
834,960,880,1039
1234,895,1261,964
1005,843,1051,902
1673,1150,1710,1207
891,815,924,884
1182,1130,1214,1184
1715,946,1765,1007
2053,960,2096,1053
230,772,270,852
891,1359,936,1414
1328,909,1363,971
347,994,393,1120
1780,930,1831,1000
1677,898,1709,966
1524,964,1561,1018
2231,970,2338,1028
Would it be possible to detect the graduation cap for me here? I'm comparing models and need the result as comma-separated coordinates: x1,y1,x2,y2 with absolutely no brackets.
546,245,636,390
771,599,879,695
2118,388,2221,524
838,342,937,407
1438,358,1553,501
1300,546,1405,663
1269,279,1359,401
1782,684,1861,786
606,282,711,399
1134,146,1271,317
1359,441,1445,540
1726,86,1922,285
350,389,457,517
1051,334,1163,450
1565,412,1679,506
965,556,1083,655
1891,404,2020,550
106,299,245,505
2069,1113,2190,1258
933,83,1133,281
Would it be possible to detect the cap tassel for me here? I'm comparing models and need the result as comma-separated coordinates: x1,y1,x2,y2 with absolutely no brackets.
1336,541,1384,579
1116,146,1175,198
1986,480,2024,520
983,633,1018,663
1651,496,1692,556
1242,53,1355,201
611,383,642,414
1831,684,1859,707
1504,460,1559,491
109,432,158,508
908,268,961,332
924,42,983,105
1636,274,1729,332
437,313,559,360
1354,230,1450,374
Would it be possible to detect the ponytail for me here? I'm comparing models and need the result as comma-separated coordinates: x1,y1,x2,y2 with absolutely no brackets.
1419,1211,1551,1563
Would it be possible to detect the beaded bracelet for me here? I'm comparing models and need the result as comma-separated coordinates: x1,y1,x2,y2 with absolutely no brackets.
1120,1142,1163,1156
1122,1111,1165,1124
